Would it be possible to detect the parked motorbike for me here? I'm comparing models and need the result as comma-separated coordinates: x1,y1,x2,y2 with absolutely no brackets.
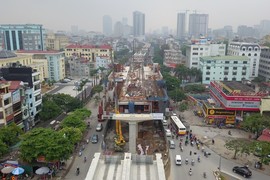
203,172,207,178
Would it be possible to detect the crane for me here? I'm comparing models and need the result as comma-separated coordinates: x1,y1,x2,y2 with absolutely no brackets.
114,110,126,151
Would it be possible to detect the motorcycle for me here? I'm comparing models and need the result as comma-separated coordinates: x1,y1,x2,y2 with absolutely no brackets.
198,157,200,162
189,169,192,176
79,150,82,157
191,159,195,166
76,168,80,176
180,146,183,152
203,172,207,178
185,158,189,165
84,156,87,163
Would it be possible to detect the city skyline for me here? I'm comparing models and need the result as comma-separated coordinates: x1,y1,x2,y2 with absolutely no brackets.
0,0,270,33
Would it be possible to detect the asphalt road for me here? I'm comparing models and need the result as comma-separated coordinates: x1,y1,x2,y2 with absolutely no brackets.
65,93,105,180
168,129,270,180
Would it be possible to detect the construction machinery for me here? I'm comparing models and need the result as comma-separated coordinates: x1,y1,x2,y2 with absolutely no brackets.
114,110,126,151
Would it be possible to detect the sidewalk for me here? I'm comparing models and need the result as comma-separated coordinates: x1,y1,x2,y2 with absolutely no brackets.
177,108,270,176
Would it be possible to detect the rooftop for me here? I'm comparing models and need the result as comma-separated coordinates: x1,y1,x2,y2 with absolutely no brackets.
0,50,17,59
221,81,254,93
201,56,249,61
65,44,112,49
16,50,62,54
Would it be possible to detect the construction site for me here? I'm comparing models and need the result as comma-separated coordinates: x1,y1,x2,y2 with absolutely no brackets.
98,43,170,159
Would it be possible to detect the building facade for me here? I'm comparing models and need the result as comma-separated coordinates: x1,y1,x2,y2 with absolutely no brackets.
200,56,250,84
17,51,65,81
133,11,145,37
65,44,113,62
259,47,270,81
186,38,226,69
163,50,186,68
0,24,45,51
1,66,42,129
188,14,209,38
45,32,69,51
227,42,261,79
177,13,186,40
103,15,113,36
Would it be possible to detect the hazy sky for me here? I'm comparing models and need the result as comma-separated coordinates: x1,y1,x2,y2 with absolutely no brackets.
1,0,269,33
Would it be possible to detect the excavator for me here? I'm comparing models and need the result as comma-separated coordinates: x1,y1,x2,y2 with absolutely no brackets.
114,110,126,152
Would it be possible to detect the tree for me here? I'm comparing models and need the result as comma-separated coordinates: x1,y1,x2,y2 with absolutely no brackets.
92,85,103,97
40,101,62,121
179,102,188,112
252,141,270,165
58,127,82,145
184,84,205,93
242,113,270,138
181,45,187,56
20,128,73,163
225,139,253,159
168,89,186,102
0,140,8,157
0,123,23,146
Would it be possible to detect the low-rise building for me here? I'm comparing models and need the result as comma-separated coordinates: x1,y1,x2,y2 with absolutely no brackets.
1,65,42,129
227,42,261,79
45,32,69,51
200,56,250,84
163,49,186,68
65,44,113,62
17,50,65,81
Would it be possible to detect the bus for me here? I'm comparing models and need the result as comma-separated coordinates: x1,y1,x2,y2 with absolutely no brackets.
170,115,186,135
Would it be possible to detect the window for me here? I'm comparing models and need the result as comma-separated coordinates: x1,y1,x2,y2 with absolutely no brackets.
224,77,228,81
207,61,211,63
243,61,247,64
206,66,210,70
242,72,246,75
243,67,247,70
224,72,228,75
200,48,203,50
225,61,229,64
233,61,238,64
192,52,198,55
225,67,229,70
242,53,245,56
254,53,257,56
233,67,237,70
248,53,251,56
232,77,236,81
205,77,210,80
206,72,210,75
233,72,237,75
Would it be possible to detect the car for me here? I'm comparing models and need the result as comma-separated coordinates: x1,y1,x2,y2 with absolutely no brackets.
168,140,175,149
96,123,103,132
232,166,252,178
175,155,182,165
91,134,99,144
165,129,172,137
162,119,168,126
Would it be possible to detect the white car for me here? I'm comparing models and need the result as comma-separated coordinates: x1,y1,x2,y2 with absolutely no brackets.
162,119,168,126
165,129,172,137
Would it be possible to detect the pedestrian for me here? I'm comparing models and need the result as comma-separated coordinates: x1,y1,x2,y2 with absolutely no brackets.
190,151,192,156
212,139,215,145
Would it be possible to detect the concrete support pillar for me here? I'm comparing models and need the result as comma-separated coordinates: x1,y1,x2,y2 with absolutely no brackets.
129,121,138,154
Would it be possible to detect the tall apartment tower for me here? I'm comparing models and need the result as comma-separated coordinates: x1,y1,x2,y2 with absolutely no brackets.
133,11,145,37
0,24,45,51
103,15,113,36
177,13,186,39
227,42,261,79
188,14,209,38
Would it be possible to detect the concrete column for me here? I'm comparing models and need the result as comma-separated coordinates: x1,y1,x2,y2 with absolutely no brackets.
129,121,138,154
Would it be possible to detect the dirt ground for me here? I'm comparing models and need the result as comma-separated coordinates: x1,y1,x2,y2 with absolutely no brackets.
179,108,270,176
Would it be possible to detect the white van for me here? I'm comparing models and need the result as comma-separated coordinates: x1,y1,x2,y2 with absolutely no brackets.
175,155,182,165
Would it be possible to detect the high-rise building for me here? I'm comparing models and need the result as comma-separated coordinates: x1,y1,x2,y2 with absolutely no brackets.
188,14,209,38
103,15,113,36
0,24,45,51
71,25,78,35
133,11,145,37
114,21,124,37
177,13,186,39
